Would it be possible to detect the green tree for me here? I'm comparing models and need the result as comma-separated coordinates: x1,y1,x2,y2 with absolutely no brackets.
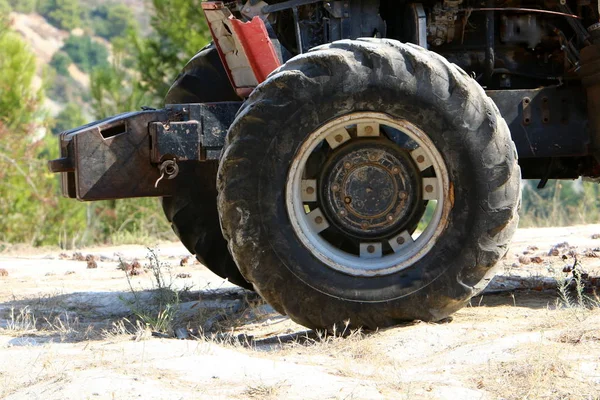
8,0,37,13
135,0,211,104
0,25,41,128
38,0,82,30
51,102,86,134
61,34,109,73
90,4,136,41
49,50,72,76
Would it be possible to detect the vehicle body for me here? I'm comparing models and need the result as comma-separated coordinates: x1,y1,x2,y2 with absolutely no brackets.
50,0,600,329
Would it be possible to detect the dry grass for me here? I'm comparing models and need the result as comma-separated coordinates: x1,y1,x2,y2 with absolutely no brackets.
243,381,286,399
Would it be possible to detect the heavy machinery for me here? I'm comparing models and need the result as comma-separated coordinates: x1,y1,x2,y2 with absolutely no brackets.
49,0,600,329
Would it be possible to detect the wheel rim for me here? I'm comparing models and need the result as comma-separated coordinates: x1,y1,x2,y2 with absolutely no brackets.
286,112,451,277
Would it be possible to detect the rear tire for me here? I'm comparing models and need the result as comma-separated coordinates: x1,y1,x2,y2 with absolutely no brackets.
218,39,520,329
162,44,251,289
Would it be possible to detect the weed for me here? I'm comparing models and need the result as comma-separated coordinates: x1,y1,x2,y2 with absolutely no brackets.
118,248,186,336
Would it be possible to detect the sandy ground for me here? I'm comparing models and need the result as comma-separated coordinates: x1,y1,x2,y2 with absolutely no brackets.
1,225,600,399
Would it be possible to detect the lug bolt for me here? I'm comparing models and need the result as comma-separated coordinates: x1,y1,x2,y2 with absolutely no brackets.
368,153,377,161
365,126,374,135
416,155,425,163
425,185,434,193
332,184,340,192
335,134,343,143
387,214,394,222
392,167,400,174
339,210,347,216
315,216,324,224
396,236,405,245
306,186,315,195
367,245,375,254
399,191,407,200
344,196,352,204
344,162,352,169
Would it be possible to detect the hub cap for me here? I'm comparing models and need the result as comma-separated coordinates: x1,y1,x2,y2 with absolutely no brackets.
286,112,450,277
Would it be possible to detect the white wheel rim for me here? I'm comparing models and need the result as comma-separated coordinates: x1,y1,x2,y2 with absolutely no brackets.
286,112,451,277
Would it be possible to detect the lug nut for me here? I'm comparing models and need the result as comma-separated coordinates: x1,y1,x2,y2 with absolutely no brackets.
315,216,324,224
396,236,405,245
365,126,374,135
425,185,434,193
416,155,425,163
344,162,352,169
392,167,400,174
306,186,315,195
339,210,347,216
367,245,375,254
399,191,407,200
344,197,352,204
332,184,340,192
335,134,343,143
387,214,394,222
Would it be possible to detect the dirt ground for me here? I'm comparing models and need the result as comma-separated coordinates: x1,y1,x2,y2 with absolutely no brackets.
1,225,600,400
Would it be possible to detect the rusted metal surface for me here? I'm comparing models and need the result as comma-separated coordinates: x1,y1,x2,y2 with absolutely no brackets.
49,103,241,201
487,86,590,158
202,1,281,96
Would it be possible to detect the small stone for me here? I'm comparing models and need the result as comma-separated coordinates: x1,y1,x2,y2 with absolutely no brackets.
527,245,539,251
0,268,8,277
591,233,600,240
58,253,69,260
530,256,543,264
65,270,76,275
180,256,192,266
72,252,85,261
549,248,560,256
87,260,98,269
177,272,192,279
85,254,96,262
584,250,598,258
518,256,531,265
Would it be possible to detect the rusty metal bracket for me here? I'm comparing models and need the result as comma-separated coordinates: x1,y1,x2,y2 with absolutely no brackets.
48,102,241,201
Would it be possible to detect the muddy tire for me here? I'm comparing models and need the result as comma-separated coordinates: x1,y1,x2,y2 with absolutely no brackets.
162,44,251,289
218,39,520,329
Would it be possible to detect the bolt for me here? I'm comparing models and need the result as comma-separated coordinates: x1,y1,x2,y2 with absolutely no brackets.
315,216,324,224
332,184,340,192
392,167,400,174
335,134,343,143
399,191,407,200
387,214,394,222
364,126,374,135
425,185,434,193
361,221,369,229
306,186,315,195
344,162,352,169
368,153,377,161
367,245,375,254
339,210,347,216
396,236,405,245
344,197,352,204
416,155,425,163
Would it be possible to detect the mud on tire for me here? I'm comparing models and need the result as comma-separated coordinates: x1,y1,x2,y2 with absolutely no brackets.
162,44,251,289
218,39,521,329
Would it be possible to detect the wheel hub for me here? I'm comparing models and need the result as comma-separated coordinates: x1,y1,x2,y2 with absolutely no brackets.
320,140,421,239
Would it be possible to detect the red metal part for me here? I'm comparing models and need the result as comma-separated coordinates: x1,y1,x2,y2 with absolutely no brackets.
230,17,281,83
202,2,281,97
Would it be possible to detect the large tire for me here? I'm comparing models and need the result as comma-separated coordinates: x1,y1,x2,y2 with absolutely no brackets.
217,39,520,329
162,44,251,289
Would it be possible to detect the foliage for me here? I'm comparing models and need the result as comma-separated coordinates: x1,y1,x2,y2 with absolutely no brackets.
49,50,72,76
7,0,37,13
519,180,600,227
89,3,136,41
51,102,85,134
61,34,109,73
90,47,151,119
38,0,82,31
134,0,211,104
0,27,41,129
